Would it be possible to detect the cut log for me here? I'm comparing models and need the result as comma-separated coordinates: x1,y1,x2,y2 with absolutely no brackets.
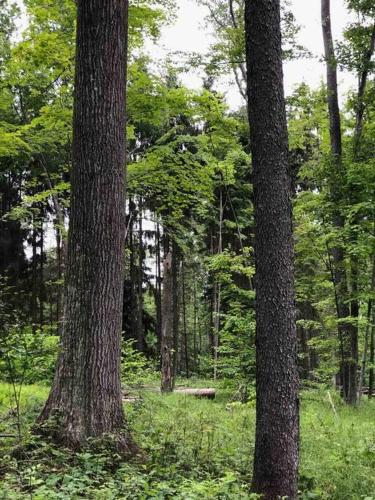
174,388,216,399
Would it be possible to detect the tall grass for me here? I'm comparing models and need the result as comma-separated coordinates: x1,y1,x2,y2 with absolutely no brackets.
0,381,374,498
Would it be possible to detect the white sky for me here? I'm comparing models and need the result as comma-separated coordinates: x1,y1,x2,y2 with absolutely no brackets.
15,0,355,108
149,0,356,108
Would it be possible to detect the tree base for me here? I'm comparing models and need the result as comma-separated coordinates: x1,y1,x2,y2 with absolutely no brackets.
33,411,144,461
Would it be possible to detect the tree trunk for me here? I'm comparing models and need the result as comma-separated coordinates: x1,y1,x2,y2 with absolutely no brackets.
155,222,162,354
298,324,311,380
37,0,138,454
193,278,198,372
353,24,375,159
353,24,375,401
31,222,38,334
128,198,137,343
136,198,144,352
39,221,44,331
213,188,223,380
368,253,375,400
369,310,374,399
321,0,358,405
359,258,374,400
40,157,66,329
172,242,179,381
245,0,299,498
182,259,189,378
161,250,174,392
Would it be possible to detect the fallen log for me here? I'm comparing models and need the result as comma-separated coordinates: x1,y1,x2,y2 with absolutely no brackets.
174,388,216,399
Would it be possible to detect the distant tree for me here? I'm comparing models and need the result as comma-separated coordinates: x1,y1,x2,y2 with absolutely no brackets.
245,0,299,497
321,0,358,405
37,0,139,453
160,250,174,391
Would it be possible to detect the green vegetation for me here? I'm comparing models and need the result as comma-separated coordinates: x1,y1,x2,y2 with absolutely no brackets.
0,0,374,496
0,381,374,499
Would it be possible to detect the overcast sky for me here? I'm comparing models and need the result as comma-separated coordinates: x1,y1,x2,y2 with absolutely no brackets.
149,0,355,109
15,0,355,108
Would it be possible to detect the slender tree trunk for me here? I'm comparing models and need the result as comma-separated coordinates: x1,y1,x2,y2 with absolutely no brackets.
136,198,144,352
245,0,299,497
359,258,374,400
56,225,62,326
193,278,198,372
39,222,44,331
40,157,66,328
353,25,375,400
155,223,162,355
161,250,174,392
128,199,137,343
367,250,375,400
213,189,223,380
369,310,374,399
298,324,311,380
182,260,189,378
31,222,38,334
353,24,375,159
172,241,179,382
37,0,138,454
321,0,358,405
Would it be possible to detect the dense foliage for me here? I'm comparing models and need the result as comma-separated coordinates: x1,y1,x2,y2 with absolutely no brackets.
0,0,374,496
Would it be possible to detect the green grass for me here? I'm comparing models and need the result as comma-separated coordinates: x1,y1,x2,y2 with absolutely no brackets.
0,381,374,499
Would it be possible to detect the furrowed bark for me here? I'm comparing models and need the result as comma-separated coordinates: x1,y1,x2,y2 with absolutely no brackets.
245,0,299,497
37,0,138,454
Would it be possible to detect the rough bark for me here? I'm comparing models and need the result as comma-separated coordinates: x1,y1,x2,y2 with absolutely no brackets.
245,0,299,498
160,251,174,392
37,0,138,454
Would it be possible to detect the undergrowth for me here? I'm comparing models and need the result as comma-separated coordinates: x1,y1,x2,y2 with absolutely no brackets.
0,381,374,499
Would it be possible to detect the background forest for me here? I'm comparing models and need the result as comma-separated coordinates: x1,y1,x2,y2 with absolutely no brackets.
0,0,374,498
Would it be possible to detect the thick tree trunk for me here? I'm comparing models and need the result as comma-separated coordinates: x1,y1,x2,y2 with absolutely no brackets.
37,0,138,454
161,250,174,392
245,1,299,498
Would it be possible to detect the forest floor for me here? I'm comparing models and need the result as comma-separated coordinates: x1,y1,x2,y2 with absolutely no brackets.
0,379,374,499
